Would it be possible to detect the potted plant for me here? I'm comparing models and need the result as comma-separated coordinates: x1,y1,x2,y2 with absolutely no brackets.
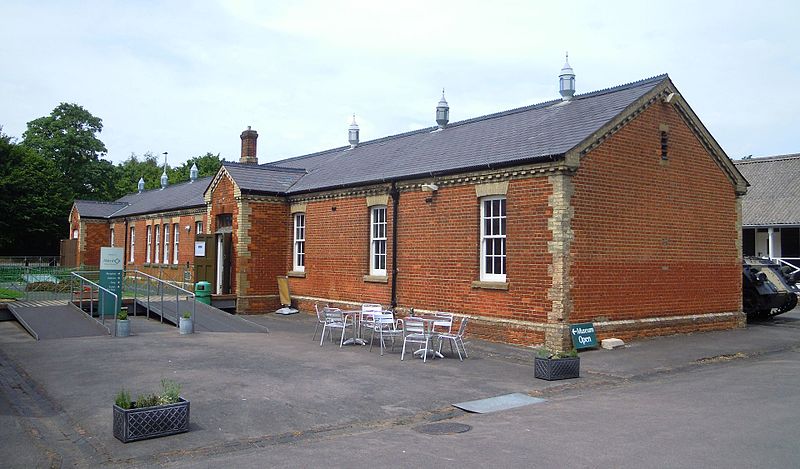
179,311,193,335
113,379,190,443
116,310,130,337
534,347,580,381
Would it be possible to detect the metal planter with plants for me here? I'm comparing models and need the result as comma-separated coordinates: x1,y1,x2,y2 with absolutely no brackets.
113,379,189,443
534,348,580,381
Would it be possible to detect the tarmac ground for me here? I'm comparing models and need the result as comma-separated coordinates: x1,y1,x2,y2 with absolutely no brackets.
1,305,799,468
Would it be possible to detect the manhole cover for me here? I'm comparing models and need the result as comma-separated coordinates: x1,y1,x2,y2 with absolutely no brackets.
414,422,472,435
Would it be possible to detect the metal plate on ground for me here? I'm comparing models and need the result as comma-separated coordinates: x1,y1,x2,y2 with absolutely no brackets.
414,422,472,435
453,392,545,414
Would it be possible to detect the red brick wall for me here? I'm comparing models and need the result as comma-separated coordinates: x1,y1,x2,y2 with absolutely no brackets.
82,222,109,267
122,214,205,282
288,197,392,304
239,201,289,311
287,178,554,345
209,174,238,292
569,102,741,325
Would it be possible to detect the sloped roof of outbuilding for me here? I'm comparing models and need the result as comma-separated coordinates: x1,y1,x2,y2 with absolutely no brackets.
220,162,306,195
263,74,670,194
734,154,800,225
112,176,212,217
72,200,129,219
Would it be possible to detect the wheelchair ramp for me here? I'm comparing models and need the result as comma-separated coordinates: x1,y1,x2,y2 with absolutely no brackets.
136,299,268,333
7,300,110,340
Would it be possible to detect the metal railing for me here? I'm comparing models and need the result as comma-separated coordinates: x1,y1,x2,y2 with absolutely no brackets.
70,272,116,336
127,270,196,332
0,256,60,267
774,257,800,274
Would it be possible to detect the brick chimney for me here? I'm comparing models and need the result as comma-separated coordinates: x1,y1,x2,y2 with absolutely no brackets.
240,126,258,164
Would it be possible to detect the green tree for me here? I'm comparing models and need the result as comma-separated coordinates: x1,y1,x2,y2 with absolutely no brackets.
0,130,71,254
169,152,223,182
21,103,110,200
114,152,166,196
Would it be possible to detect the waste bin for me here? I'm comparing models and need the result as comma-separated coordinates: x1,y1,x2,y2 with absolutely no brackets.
195,281,211,305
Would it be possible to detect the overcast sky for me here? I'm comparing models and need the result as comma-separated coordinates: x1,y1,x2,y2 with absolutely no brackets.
2,0,798,168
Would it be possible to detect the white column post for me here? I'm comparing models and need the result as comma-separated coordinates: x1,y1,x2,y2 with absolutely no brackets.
768,227,776,259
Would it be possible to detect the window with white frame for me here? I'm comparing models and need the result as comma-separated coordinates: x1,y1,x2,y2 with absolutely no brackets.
130,227,135,262
72,229,78,239
370,206,387,276
480,197,506,282
110,228,115,247
173,224,179,264
293,213,305,272
163,224,170,264
195,221,203,235
146,225,152,263
154,224,161,264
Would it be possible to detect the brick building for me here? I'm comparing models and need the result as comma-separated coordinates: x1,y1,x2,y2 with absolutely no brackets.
68,67,748,351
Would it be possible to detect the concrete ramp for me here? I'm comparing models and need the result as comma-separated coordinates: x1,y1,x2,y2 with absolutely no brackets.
7,300,110,340
136,299,268,333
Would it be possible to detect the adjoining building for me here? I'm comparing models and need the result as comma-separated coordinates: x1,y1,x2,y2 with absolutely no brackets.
734,154,800,273
67,61,748,351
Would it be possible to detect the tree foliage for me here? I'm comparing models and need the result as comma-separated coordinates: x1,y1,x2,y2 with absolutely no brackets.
2,104,224,255
21,103,109,201
0,130,71,254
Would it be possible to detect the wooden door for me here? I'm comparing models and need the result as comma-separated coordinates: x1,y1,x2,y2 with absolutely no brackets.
194,234,216,288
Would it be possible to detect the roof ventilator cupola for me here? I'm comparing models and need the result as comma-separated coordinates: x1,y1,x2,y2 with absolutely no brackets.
189,163,198,182
137,177,145,193
348,114,359,148
559,52,576,101
160,152,168,189
436,89,449,129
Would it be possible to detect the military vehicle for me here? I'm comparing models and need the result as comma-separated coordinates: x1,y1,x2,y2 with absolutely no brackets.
742,257,799,320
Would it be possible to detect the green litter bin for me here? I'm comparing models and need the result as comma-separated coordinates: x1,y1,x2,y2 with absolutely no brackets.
195,281,211,305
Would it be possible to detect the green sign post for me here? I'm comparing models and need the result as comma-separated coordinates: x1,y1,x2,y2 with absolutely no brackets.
99,247,124,317
570,322,597,349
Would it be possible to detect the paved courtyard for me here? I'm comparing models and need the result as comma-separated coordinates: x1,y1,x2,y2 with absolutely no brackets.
1,307,799,467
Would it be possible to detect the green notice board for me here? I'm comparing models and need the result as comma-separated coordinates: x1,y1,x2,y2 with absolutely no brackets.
99,247,124,317
570,322,597,349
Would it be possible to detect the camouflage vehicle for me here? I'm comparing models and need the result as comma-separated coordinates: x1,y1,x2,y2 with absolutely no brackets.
742,257,799,320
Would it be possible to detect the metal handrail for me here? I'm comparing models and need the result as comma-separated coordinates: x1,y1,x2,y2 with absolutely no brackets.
774,257,800,274
70,272,116,336
126,270,196,332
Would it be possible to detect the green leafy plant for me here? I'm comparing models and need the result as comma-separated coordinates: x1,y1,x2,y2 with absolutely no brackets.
536,347,578,359
115,389,131,409
135,393,161,408
117,379,183,408
182,311,191,319
159,379,182,405
117,310,128,320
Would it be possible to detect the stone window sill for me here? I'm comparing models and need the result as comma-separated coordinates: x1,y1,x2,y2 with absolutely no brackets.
287,271,306,278
471,280,509,291
363,275,388,284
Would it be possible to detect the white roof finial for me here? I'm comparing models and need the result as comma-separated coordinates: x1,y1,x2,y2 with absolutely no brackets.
160,152,169,189
348,114,360,149
436,88,450,129
559,52,576,100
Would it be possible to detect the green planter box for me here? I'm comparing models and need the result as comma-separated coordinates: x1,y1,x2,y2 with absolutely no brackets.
534,356,580,381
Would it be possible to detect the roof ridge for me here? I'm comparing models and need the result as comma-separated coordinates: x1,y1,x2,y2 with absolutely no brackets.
122,175,213,196
75,199,128,205
267,74,669,167
734,153,800,164
224,161,307,173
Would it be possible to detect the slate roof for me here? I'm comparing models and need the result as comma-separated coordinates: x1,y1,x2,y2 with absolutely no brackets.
73,200,128,219
221,162,306,195
254,74,669,194
734,154,800,226
74,177,213,220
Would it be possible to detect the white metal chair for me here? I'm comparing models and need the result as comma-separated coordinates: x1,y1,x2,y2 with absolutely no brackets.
401,316,435,362
437,317,469,361
432,312,454,335
360,303,383,337
312,302,327,341
319,307,353,347
369,313,403,355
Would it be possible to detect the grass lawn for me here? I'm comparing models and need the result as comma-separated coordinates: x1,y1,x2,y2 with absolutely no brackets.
0,288,24,299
